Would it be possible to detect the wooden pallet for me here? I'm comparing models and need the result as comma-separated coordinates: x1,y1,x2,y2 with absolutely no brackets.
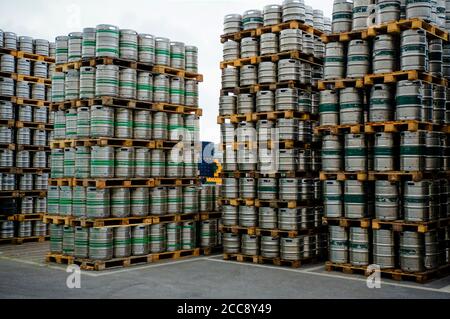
372,218,450,233
254,199,317,209
218,171,258,178
151,212,199,224
0,143,16,150
45,253,75,265
199,211,222,221
15,144,50,152
221,20,323,43
315,124,364,135
200,245,223,256
255,226,326,238
0,190,46,199
322,18,449,43
0,71,52,85
0,47,55,63
219,225,257,235
218,198,255,207
219,141,257,151
364,120,442,133
10,213,44,222
48,178,74,187
221,80,318,95
318,78,364,90
364,70,447,86
0,235,49,245
319,171,368,181
322,217,372,228
72,216,154,227
55,57,203,81
0,95,51,107
258,256,320,268
72,178,157,188
15,121,53,130
43,215,74,225
325,262,450,284
254,171,317,178
367,171,438,182
154,177,198,187
0,119,15,127
223,253,259,264
50,137,174,149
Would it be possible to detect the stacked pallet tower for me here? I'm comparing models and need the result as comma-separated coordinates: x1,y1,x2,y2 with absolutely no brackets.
0,29,54,244
218,1,330,268
319,0,450,283
44,25,218,270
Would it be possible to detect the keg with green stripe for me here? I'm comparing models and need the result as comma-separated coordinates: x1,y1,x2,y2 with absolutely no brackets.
170,41,185,70
55,35,68,64
322,134,342,172
324,180,342,218
119,29,138,61
183,186,198,214
200,219,218,248
257,178,277,200
344,133,366,172
428,39,442,77
346,39,370,78
138,34,155,64
166,222,181,252
50,224,63,253
64,69,79,101
352,0,373,31
344,180,366,218
72,186,86,218
119,68,136,99
370,84,394,122
115,147,134,178
406,0,431,20
90,105,114,137
154,74,170,103
199,185,214,212
51,72,65,103
332,0,353,32
167,186,183,214
349,227,370,266
185,80,198,107
81,27,96,58
376,1,400,24
375,179,399,221
50,148,64,179
150,149,166,177
169,114,184,142
169,77,185,105
95,64,119,97
150,224,167,253
134,109,152,140
155,37,170,66
91,146,114,178
131,188,149,217
95,24,119,58
76,107,90,138
150,187,167,215
68,32,82,62
324,42,345,80
47,186,59,215
340,87,363,125
425,131,441,171
63,147,75,177
137,72,153,102
329,225,348,263
400,231,425,272
373,229,395,268
432,84,446,124
59,186,73,216
400,130,426,171
89,227,113,260
320,89,339,126
113,226,131,258
62,226,75,256
404,180,430,222
135,148,150,178
183,146,197,177
243,9,263,30
86,187,110,219
115,107,133,138
424,230,440,270
396,80,423,121
64,109,77,140
131,225,149,256
74,226,89,258
181,221,196,250
167,146,184,177
401,29,428,71
111,188,130,218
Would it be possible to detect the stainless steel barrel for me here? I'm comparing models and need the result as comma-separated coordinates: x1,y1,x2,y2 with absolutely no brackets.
89,227,113,260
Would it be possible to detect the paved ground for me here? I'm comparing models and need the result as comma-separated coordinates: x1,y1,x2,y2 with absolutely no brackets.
0,242,449,299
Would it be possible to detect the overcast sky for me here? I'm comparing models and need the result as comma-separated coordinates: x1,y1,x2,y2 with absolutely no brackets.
1,0,332,143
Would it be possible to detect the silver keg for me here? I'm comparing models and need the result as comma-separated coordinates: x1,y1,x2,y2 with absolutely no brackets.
279,178,299,200
74,226,89,259
90,146,114,178
322,134,342,172
241,234,259,255
258,62,276,84
275,88,297,111
114,226,131,258
221,68,239,89
181,221,196,250
223,40,239,61
344,180,366,218
401,29,428,71
346,39,370,78
111,188,130,218
90,105,114,138
119,68,137,99
55,35,68,64
332,0,353,32
119,29,138,61
224,14,243,34
344,133,367,172
404,180,430,222
374,132,394,171
260,33,278,56
324,180,342,218
155,37,170,66
82,27,96,59
219,95,236,116
153,111,168,140
349,227,370,266
258,178,277,200
137,72,153,102
131,187,149,217
240,37,259,58
278,208,300,230
279,29,302,52
73,186,86,218
239,205,257,227
259,207,277,229
324,42,345,80
68,32,82,62
223,232,240,253
153,74,170,103
329,225,348,263
170,77,185,105
282,0,306,23
370,84,394,122
96,24,119,58
132,225,149,256
340,87,363,125
89,227,113,260
138,34,155,64
243,9,263,30
278,59,300,82
150,187,167,215
400,131,425,171
260,236,280,258
400,231,425,272
373,229,395,268
95,64,119,97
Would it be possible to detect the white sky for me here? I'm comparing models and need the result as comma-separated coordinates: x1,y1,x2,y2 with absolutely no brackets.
0,0,332,143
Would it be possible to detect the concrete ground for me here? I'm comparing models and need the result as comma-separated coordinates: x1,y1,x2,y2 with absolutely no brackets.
0,242,449,299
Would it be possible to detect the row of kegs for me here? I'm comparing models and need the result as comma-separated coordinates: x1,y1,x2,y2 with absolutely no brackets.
49,220,219,260
0,101,50,122
223,1,331,33
222,60,321,89
222,232,328,261
52,67,199,106
52,107,200,142
320,83,449,126
223,33,325,61
219,90,320,116
331,0,448,33
0,30,54,57
0,173,48,191
0,125,50,146
0,149,49,169
47,185,218,218
9,196,47,215
0,220,49,239
221,177,321,201
324,32,449,80
221,205,323,230
322,131,449,172
0,54,53,79
50,146,198,179
329,226,450,272
221,121,320,144
324,179,450,222
0,76,51,101
55,26,198,72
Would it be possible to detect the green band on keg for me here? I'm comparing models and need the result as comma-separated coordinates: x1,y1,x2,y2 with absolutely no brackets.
373,50,394,57
353,6,368,13
374,147,393,155
325,195,341,201
135,160,151,167
75,240,88,245
56,49,68,53
319,103,339,112
345,149,366,156
340,103,361,110
330,240,348,247
96,79,119,85
131,199,150,204
115,121,133,127
171,53,185,59
348,55,369,62
400,145,425,155
404,197,428,203
401,44,426,53
344,194,365,203
371,98,390,105
322,150,341,155
140,47,155,52
89,242,114,248
242,17,264,23
91,119,113,125
119,82,136,87
120,42,138,48
137,84,153,90
350,243,369,249
399,248,419,256
114,238,131,245
332,13,352,19
375,196,397,203
83,40,96,46
151,161,166,166
379,2,400,9
170,89,186,95
154,86,170,92
156,49,170,56
324,57,344,63
91,159,114,165
185,92,198,97
96,48,119,54
395,96,421,105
